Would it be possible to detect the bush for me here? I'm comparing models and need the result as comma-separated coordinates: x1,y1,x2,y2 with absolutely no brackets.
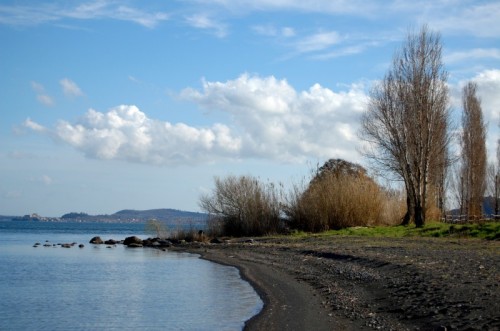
284,159,402,231
199,175,282,237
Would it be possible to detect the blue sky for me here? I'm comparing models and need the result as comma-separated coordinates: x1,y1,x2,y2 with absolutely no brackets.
1,0,499,216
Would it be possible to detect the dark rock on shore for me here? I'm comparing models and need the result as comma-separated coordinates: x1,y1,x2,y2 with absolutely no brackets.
89,236,104,244
104,239,117,245
123,236,143,246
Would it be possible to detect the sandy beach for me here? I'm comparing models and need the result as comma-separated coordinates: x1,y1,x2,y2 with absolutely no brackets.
176,236,500,331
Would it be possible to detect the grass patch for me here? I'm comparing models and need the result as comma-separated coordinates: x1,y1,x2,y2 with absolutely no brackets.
294,221,500,240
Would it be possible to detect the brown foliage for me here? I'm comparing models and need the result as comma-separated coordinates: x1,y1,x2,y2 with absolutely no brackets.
199,175,282,237
284,159,403,231
460,81,487,217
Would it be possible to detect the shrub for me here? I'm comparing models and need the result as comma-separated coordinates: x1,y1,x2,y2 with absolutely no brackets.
199,175,282,237
284,159,398,231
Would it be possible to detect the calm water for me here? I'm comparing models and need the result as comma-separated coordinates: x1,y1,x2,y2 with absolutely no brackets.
0,221,263,330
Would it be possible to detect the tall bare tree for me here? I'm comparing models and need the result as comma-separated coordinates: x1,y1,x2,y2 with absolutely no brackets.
460,82,487,218
360,26,451,227
497,134,500,216
487,162,499,217
492,122,500,217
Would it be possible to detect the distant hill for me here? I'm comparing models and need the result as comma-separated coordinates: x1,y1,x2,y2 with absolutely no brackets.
111,208,207,223
59,208,208,226
2,209,208,227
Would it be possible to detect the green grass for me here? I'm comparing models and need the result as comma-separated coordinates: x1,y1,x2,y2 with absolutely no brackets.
288,221,500,240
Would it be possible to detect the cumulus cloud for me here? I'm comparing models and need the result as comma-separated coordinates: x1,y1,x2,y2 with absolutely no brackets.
25,105,242,166
25,74,368,166
181,74,368,162
60,78,84,97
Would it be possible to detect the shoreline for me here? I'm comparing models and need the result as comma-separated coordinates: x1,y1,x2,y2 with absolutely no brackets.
174,236,500,330
191,247,346,331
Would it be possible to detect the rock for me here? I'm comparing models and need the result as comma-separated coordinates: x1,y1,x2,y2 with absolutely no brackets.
61,243,72,248
127,243,143,248
104,239,117,245
123,236,143,246
210,237,223,244
89,236,104,244
78,244,84,248
158,240,172,247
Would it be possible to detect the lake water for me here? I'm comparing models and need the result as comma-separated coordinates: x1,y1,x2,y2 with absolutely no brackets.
0,221,263,330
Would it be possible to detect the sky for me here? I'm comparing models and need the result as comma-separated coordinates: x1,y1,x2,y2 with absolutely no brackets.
1,0,499,217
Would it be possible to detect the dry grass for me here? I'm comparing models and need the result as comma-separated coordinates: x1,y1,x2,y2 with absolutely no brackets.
284,173,404,232
199,175,282,237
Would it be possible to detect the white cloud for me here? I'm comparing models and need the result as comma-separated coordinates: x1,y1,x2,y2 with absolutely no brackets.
25,105,242,166
311,44,368,60
60,78,84,97
452,69,500,164
24,118,47,133
181,74,368,162
252,24,295,37
294,31,342,53
282,27,295,37
30,81,54,107
0,1,169,28
26,75,368,165
193,0,378,16
185,14,227,38
428,2,500,38
445,48,500,64
36,94,55,107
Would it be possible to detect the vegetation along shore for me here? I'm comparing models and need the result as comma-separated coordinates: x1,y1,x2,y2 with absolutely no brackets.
82,223,499,331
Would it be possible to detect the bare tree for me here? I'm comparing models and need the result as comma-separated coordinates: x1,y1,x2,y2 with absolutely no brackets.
360,26,451,227
487,162,499,217
492,122,500,217
497,131,500,216
459,82,487,219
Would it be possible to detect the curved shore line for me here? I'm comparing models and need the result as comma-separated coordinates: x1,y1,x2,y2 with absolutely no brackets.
172,245,351,331
171,236,500,331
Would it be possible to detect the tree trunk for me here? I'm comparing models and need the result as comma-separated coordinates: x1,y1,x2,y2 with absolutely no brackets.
401,195,414,225
414,204,424,228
